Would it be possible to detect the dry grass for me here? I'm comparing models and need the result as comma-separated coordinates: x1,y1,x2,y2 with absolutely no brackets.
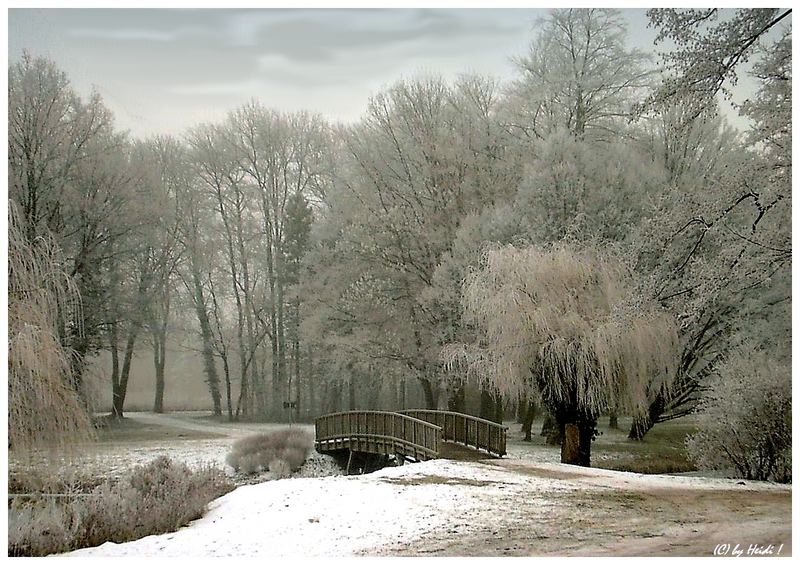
7,456,234,557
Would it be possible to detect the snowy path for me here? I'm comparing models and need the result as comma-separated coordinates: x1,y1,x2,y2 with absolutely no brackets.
124,411,314,439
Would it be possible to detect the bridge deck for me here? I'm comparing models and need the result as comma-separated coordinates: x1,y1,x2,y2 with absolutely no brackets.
315,409,507,461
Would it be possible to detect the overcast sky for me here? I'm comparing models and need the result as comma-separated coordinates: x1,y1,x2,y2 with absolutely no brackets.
9,8,735,138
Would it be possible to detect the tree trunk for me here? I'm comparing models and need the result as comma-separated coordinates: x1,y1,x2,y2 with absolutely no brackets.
629,395,665,440
562,424,581,463
261,206,281,420
447,382,466,413
419,377,438,409
293,298,302,422
306,345,315,420
276,252,287,419
151,295,169,414
609,411,619,430
152,336,165,413
206,274,230,420
516,393,527,424
628,414,653,440
69,335,89,399
493,392,504,424
522,401,536,441
113,325,140,419
348,375,356,410
109,319,120,415
560,421,594,466
192,270,222,416
541,411,563,445
479,386,493,420
221,352,233,421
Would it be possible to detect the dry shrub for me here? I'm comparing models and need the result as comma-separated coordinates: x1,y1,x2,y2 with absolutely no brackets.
268,458,291,479
226,429,313,475
9,465,106,496
7,456,234,556
8,499,81,556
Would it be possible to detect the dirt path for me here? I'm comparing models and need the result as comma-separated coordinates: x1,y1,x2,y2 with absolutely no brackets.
368,459,791,557
124,411,314,438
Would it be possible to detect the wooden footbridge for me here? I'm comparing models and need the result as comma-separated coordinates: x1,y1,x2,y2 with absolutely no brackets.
314,409,507,462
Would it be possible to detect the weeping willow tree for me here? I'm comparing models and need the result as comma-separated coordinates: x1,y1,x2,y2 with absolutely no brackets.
446,244,679,466
8,202,95,452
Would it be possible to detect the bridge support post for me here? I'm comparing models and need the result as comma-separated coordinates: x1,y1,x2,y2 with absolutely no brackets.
346,449,354,475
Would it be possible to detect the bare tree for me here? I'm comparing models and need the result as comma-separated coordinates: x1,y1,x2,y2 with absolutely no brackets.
9,53,134,392
506,8,652,140
227,103,329,420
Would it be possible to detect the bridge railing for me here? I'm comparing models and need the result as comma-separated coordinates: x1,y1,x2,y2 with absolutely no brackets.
315,410,442,460
400,409,507,457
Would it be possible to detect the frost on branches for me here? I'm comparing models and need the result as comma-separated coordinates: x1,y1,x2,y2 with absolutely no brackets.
446,244,680,467
686,350,791,483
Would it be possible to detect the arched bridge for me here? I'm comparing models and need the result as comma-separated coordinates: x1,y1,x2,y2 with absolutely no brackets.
314,409,507,461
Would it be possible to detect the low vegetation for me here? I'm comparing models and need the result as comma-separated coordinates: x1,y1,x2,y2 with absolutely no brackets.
8,456,234,557
226,429,314,477
686,352,791,483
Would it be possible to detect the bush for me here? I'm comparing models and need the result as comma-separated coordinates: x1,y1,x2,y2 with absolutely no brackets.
8,498,81,557
268,458,291,479
226,429,313,477
8,456,234,556
9,465,107,496
685,351,791,483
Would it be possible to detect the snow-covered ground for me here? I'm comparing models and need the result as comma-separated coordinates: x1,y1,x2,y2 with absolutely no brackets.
67,458,568,558
45,412,791,557
65,454,791,558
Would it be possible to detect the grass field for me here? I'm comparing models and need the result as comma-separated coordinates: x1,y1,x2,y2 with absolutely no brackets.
505,415,698,475
84,411,698,475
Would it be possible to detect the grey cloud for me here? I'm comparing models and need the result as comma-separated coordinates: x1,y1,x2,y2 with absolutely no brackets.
9,8,552,137
69,28,182,42
218,9,528,62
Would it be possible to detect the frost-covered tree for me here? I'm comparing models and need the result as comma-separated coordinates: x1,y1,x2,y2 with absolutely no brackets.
635,97,741,187
514,130,667,243
626,9,791,439
449,245,679,466
506,8,652,141
686,349,791,482
309,75,521,409
188,122,265,419
132,137,184,414
646,8,792,111
170,137,227,417
8,53,136,391
226,104,329,420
